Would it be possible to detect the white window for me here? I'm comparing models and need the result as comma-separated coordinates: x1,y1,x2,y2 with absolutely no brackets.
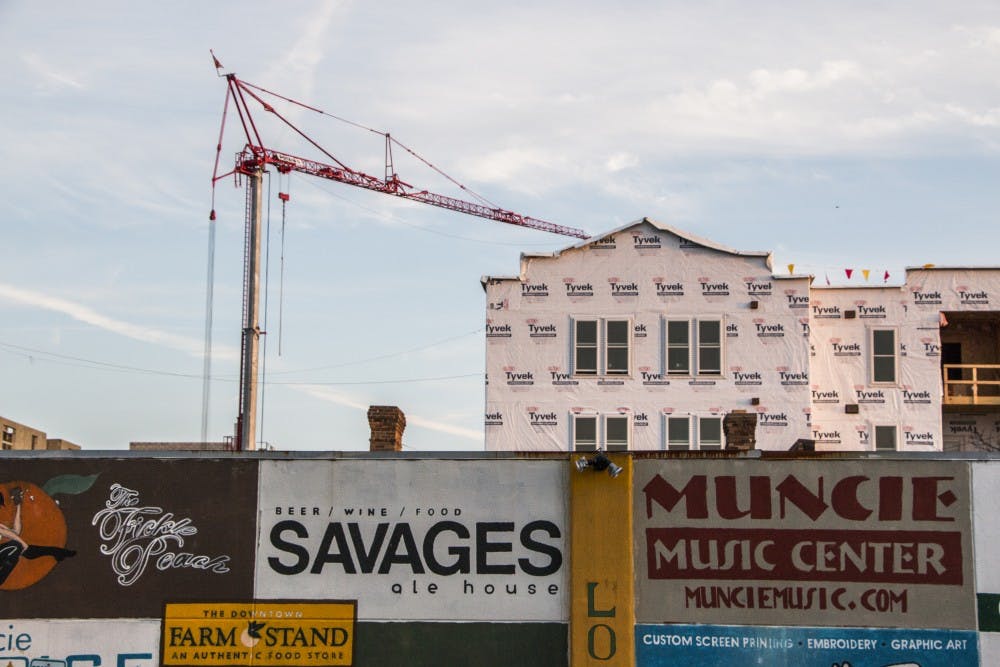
875,425,897,451
666,416,691,450
574,320,598,375
662,415,724,450
605,415,630,451
698,321,722,375
605,320,630,375
871,328,898,384
664,318,723,376
572,413,631,451
699,417,723,450
572,317,631,376
666,320,690,375
573,415,598,451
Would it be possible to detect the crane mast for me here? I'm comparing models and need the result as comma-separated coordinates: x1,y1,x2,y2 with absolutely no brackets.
236,167,264,451
210,68,588,450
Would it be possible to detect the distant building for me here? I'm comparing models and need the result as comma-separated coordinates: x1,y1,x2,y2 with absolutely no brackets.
482,218,1000,453
0,415,81,451
129,441,230,452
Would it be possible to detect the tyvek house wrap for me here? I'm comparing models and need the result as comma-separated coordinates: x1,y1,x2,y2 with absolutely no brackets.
483,218,813,451
915,267,1000,451
807,285,943,450
805,266,1000,452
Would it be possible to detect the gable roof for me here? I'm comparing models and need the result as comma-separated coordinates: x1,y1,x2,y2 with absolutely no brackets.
481,218,778,290
522,216,771,264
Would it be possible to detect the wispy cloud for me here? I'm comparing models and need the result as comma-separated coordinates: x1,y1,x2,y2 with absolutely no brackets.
264,2,342,99
21,53,84,91
297,385,482,443
945,104,1000,128
0,283,235,361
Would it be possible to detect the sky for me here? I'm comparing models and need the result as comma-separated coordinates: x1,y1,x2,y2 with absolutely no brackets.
1,1,999,451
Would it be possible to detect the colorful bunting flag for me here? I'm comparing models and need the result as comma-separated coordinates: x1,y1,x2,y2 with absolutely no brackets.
862,269,870,281
787,264,795,275
845,269,853,279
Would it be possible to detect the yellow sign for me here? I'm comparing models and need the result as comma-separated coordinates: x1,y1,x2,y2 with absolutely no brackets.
161,601,356,666
570,453,635,666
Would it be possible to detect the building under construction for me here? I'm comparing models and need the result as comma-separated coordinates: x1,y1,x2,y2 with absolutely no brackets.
483,218,1000,453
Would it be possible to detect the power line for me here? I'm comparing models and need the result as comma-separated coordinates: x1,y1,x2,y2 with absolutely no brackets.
265,327,483,375
261,372,480,386
0,340,482,386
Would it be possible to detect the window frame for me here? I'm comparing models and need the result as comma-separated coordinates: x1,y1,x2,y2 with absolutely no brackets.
665,415,691,450
572,414,598,451
870,326,899,385
874,424,898,451
604,414,631,451
572,412,631,451
665,319,691,375
571,316,632,377
697,319,723,376
698,416,724,450
573,319,599,376
663,317,725,377
604,319,631,375
661,414,724,450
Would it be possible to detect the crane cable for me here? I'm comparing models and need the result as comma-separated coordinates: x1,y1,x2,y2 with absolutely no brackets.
258,171,273,450
202,82,233,442
236,78,502,211
278,173,289,356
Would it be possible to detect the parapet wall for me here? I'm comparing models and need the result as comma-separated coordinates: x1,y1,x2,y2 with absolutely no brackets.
0,450,997,666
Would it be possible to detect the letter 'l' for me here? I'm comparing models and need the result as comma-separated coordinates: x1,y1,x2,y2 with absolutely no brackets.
587,582,616,617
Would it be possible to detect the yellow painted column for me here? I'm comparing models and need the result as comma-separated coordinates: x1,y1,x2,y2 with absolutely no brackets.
569,453,635,666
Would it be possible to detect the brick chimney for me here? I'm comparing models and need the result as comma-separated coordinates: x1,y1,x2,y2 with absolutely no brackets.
723,410,757,451
368,405,406,452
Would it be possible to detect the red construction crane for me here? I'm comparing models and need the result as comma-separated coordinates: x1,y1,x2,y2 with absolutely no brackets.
206,59,588,451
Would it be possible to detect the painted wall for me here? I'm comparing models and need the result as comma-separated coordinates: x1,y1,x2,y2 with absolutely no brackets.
633,458,975,629
3,451,999,666
254,459,568,622
0,455,568,667
973,462,1000,665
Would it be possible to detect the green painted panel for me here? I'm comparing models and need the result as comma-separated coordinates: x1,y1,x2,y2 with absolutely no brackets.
355,622,567,666
978,593,1000,631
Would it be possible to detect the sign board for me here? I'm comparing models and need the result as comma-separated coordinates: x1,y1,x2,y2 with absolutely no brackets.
255,460,567,621
0,619,158,666
161,601,356,666
633,459,975,628
0,460,258,618
635,624,978,666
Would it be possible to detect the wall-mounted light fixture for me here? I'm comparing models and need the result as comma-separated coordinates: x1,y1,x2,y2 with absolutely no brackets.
575,452,623,478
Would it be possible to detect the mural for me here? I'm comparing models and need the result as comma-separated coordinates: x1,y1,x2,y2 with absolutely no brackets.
0,459,258,619
633,458,976,629
0,475,94,590
0,453,995,666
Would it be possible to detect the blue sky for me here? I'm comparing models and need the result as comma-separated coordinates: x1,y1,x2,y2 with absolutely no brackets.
1,1,999,450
